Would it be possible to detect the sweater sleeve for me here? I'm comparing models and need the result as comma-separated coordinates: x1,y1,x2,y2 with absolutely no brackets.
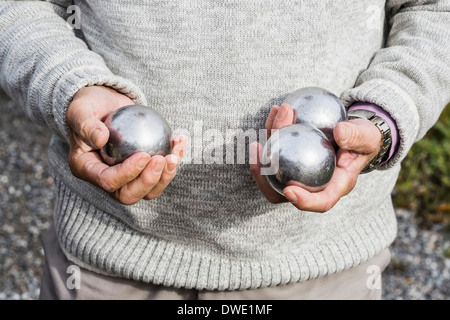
341,0,450,170
348,102,400,164
0,1,147,142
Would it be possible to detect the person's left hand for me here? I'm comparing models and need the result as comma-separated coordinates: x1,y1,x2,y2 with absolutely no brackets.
250,104,382,213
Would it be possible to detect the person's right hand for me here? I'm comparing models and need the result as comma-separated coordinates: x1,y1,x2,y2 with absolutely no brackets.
66,85,186,205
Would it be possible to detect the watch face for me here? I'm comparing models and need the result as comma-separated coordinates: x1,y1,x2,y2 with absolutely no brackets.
348,109,376,119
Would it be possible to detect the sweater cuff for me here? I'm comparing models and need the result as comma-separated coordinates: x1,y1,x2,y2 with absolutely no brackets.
341,79,419,170
348,102,399,165
52,66,147,142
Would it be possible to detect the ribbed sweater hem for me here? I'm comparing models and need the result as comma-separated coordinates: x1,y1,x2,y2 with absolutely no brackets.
52,175,397,291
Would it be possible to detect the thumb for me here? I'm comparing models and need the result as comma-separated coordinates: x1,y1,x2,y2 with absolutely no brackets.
66,101,110,149
334,119,381,154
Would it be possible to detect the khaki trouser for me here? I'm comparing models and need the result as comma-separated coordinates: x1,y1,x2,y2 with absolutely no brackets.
39,224,391,300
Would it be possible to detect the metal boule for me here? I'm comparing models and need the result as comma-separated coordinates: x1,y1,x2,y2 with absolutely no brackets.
261,124,336,195
283,86,347,145
100,105,172,165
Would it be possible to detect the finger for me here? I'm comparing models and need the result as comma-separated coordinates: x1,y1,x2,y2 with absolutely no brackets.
336,148,372,176
69,129,93,156
272,104,295,130
69,147,151,193
265,105,280,135
334,119,381,154
117,155,166,204
66,101,110,149
171,135,187,159
114,136,186,204
249,142,285,204
283,165,356,213
143,154,179,200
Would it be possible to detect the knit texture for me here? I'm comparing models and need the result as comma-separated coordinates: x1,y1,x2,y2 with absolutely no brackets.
1,0,449,290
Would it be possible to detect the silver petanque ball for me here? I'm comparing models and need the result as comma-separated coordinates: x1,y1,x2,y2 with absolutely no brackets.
262,124,336,195
283,87,347,145
100,105,172,166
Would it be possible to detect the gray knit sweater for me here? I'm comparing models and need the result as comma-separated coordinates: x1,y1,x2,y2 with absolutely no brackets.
1,0,449,290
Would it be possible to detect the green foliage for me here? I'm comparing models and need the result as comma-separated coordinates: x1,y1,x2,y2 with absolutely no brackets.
393,104,450,227
443,247,450,259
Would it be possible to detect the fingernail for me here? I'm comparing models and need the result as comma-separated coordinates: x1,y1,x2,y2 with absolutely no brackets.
167,154,178,163
89,128,102,147
275,105,288,120
136,156,150,170
179,135,188,143
166,154,178,173
284,190,298,203
153,159,165,174
268,105,279,120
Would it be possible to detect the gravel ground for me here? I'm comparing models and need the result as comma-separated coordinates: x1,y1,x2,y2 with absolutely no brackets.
0,91,54,300
0,90,449,300
384,209,450,300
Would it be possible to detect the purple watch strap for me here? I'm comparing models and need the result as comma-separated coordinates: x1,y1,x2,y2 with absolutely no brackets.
349,102,399,164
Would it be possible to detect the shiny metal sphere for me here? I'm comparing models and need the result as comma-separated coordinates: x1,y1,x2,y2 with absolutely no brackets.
100,105,172,165
262,124,336,195
283,87,347,145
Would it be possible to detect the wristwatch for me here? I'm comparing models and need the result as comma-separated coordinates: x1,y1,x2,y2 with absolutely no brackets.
348,109,392,174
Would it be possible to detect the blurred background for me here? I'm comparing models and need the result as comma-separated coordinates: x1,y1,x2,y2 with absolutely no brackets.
0,88,449,300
